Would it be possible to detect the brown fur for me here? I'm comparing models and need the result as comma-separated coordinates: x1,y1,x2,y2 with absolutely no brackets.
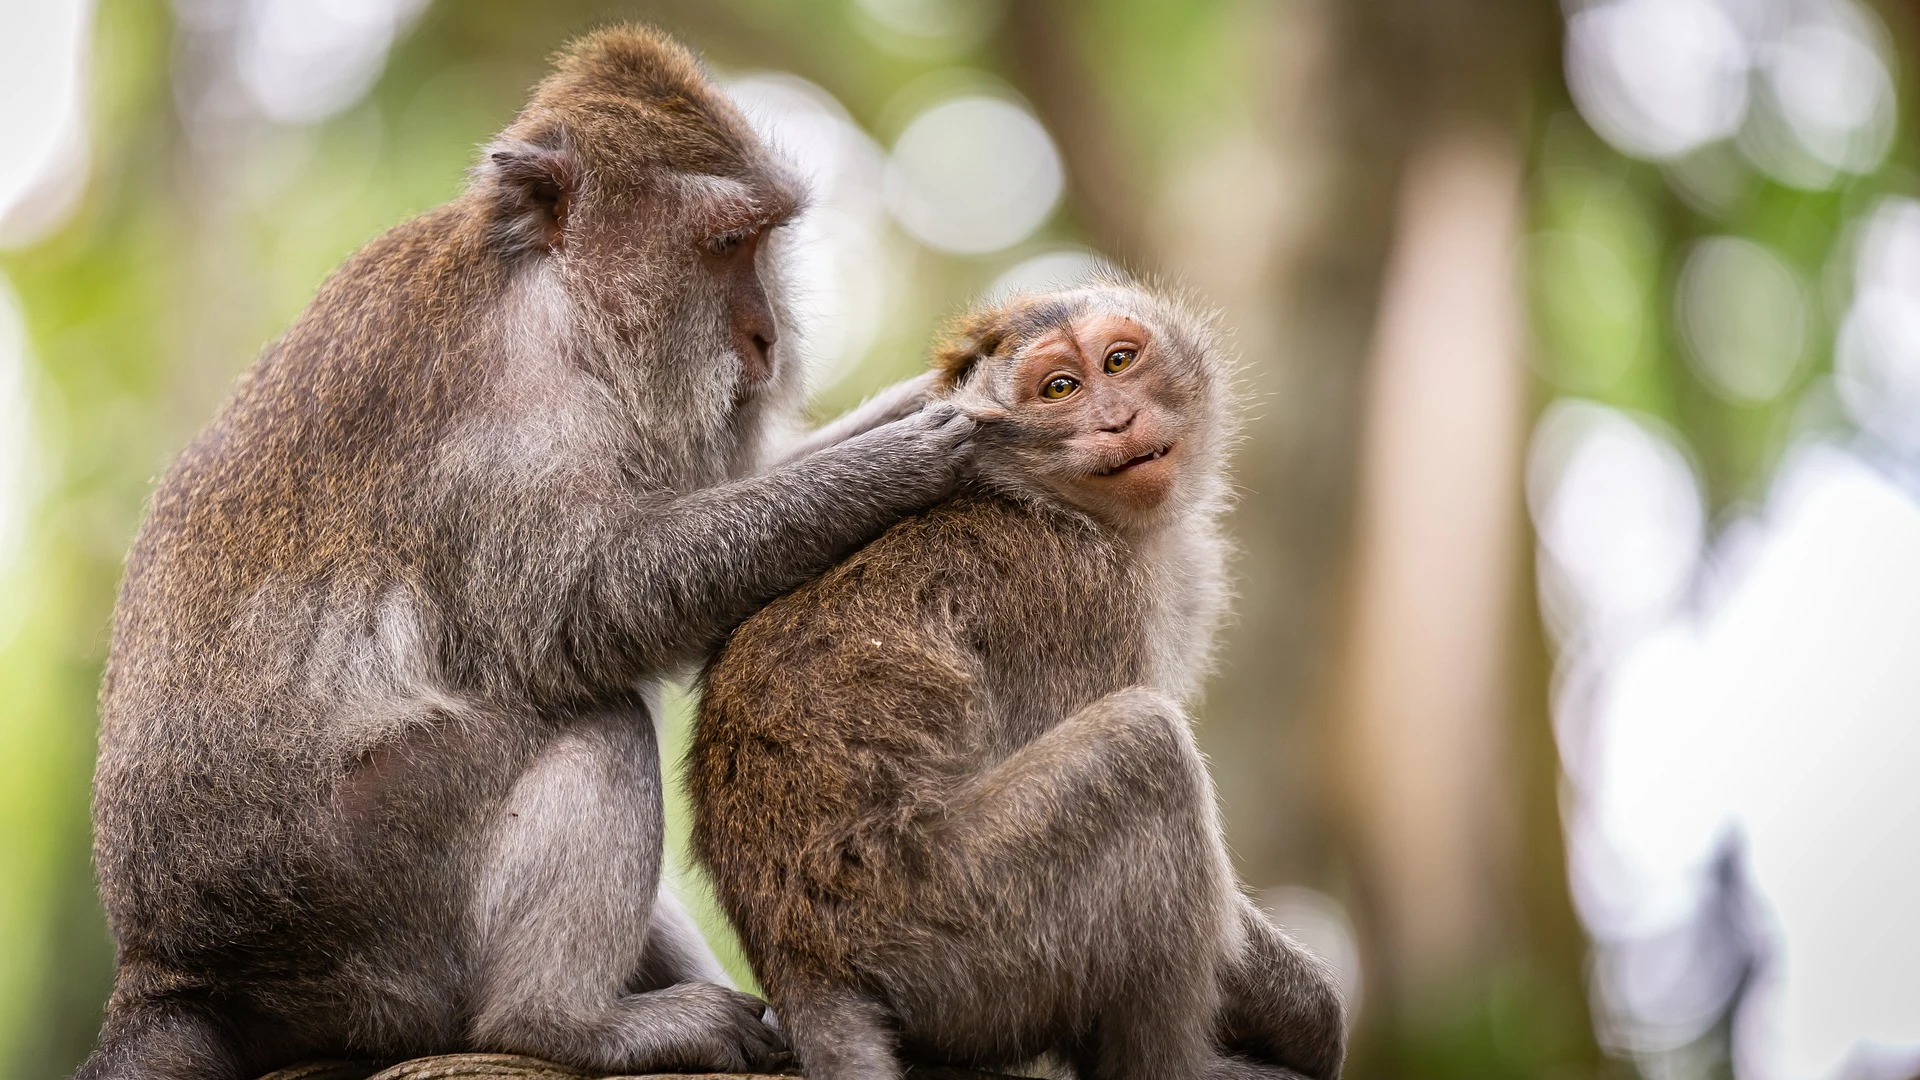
84,25,972,1080
690,284,1346,1080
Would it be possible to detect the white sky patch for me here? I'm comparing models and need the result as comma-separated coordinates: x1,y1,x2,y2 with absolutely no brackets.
0,0,93,247
1710,448,1920,1080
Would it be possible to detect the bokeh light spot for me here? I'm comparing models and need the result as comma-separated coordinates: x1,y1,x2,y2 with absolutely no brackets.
1837,197,1920,448
1676,236,1807,404
884,94,1063,256
235,0,429,125
1528,401,1704,644
0,0,91,246
986,248,1113,299
728,73,895,391
1565,0,1749,161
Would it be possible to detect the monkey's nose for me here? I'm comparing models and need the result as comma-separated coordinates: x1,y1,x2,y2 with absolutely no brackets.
1099,408,1138,434
735,273,778,384
739,328,775,385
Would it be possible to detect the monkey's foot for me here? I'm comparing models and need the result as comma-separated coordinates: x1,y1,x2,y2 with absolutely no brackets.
256,1053,1027,1080
255,1055,788,1080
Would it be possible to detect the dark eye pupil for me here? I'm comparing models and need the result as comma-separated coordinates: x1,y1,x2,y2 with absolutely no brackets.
1107,350,1134,370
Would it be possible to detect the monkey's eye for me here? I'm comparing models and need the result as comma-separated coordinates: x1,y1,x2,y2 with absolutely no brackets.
708,230,746,256
1104,348,1137,374
1040,375,1080,400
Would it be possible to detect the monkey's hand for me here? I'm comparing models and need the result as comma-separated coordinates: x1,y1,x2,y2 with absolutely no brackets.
809,397,979,507
879,398,977,479
628,982,791,1073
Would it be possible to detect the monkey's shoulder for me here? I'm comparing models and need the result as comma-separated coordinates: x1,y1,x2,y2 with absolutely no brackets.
869,493,1122,580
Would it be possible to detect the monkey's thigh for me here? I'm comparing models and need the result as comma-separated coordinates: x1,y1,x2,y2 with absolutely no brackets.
878,687,1237,1067
470,711,662,1011
466,711,780,1074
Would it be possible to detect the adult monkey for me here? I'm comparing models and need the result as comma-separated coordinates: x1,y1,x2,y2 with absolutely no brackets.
79,26,972,1080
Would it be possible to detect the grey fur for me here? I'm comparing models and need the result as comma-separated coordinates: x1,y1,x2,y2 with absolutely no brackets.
81,26,973,1080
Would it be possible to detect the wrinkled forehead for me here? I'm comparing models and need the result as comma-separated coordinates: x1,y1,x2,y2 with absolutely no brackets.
1001,287,1147,350
550,90,807,215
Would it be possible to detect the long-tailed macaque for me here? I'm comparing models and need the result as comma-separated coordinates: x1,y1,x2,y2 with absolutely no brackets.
82,26,974,1080
691,284,1346,1080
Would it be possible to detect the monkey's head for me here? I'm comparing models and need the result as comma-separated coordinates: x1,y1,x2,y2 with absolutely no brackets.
935,282,1236,532
475,26,807,481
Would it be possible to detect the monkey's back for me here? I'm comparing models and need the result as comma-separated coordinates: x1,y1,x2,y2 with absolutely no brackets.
91,202,523,1011
690,492,1152,985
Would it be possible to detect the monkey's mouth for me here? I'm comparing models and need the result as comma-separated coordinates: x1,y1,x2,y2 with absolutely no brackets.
1097,443,1175,476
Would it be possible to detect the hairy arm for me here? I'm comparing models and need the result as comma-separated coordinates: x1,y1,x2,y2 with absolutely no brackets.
577,405,972,678
771,372,936,466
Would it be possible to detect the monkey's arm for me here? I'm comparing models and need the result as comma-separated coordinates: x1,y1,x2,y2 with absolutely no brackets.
587,405,968,674
772,372,936,465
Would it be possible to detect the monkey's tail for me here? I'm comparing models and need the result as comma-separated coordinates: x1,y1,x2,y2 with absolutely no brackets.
73,997,246,1080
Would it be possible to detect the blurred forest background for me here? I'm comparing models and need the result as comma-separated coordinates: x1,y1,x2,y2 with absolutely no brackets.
3,1,1919,1078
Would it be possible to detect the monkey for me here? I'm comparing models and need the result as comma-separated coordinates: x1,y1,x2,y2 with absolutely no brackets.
80,26,978,1080
688,282,1347,1080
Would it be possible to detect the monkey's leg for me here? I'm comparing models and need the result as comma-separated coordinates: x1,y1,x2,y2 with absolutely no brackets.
1216,899,1346,1080
767,985,902,1080
74,996,247,1080
468,712,784,1074
628,886,733,991
932,687,1234,1080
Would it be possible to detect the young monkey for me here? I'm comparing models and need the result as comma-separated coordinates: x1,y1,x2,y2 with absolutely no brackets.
689,283,1346,1080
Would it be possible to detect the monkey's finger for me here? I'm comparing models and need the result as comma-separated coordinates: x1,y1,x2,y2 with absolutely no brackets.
739,1006,786,1049
718,990,786,1048
917,403,980,446
755,1010,790,1055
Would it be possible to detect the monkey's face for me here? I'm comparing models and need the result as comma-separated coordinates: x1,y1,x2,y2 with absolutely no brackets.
481,54,809,486
543,172,804,485
981,305,1206,528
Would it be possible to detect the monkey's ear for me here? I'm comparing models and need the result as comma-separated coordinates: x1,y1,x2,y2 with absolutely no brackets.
482,135,580,255
931,311,1008,391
